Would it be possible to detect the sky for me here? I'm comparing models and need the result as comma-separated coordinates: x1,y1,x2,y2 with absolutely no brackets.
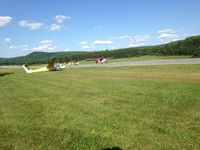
0,0,200,58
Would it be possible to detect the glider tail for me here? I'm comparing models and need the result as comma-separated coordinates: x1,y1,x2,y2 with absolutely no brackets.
47,58,56,69
23,64,32,73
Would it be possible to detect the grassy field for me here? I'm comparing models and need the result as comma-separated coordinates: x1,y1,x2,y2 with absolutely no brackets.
81,55,192,64
0,64,200,149
0,68,13,76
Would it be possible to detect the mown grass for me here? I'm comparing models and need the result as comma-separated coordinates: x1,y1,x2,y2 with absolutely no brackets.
81,55,192,64
0,64,200,149
0,68,13,76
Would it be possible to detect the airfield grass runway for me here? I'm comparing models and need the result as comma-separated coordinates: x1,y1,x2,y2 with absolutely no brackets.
0,64,200,149
76,58,200,68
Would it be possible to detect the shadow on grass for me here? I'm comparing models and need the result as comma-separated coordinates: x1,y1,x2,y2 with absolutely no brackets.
0,72,14,77
103,146,123,150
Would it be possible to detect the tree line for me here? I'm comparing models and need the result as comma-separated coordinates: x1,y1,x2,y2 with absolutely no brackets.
0,35,199,65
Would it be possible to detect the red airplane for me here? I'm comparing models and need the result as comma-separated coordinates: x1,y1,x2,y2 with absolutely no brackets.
95,57,113,64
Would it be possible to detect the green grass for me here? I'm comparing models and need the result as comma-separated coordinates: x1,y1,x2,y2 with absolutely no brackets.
0,68,13,73
0,68,13,76
0,64,200,149
81,55,192,64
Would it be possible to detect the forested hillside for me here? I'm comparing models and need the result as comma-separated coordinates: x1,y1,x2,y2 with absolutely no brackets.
0,36,199,65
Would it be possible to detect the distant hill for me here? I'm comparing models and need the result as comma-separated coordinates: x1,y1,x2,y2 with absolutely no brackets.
0,35,199,65
0,51,88,65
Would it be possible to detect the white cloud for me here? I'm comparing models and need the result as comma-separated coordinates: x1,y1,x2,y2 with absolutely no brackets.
112,35,131,40
19,45,30,51
158,28,176,34
4,38,11,43
55,15,71,23
93,40,113,45
79,41,93,50
64,48,70,51
158,28,178,40
9,40,70,52
33,45,56,51
172,38,179,42
0,16,12,27
33,40,56,51
10,45,18,49
8,39,71,52
128,43,139,47
49,15,71,31
158,33,177,39
133,35,150,43
50,24,61,31
112,35,150,48
128,35,150,47
81,45,90,50
19,20,44,30
9,44,30,51
79,41,88,45
40,40,53,44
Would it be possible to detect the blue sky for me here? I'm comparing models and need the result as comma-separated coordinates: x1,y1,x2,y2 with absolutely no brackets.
0,0,200,57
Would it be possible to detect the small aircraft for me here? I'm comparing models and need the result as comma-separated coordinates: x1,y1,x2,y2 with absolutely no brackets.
23,58,66,73
95,58,109,64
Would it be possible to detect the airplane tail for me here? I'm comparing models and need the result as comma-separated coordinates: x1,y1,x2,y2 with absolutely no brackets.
23,64,32,73
47,58,56,69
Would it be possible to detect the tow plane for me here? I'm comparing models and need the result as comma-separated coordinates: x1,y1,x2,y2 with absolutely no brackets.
23,58,65,74
95,57,112,64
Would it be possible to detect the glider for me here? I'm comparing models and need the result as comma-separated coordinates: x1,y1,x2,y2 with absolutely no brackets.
23,58,65,73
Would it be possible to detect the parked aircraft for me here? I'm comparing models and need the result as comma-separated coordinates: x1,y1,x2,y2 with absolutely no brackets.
95,58,108,64
23,58,65,73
